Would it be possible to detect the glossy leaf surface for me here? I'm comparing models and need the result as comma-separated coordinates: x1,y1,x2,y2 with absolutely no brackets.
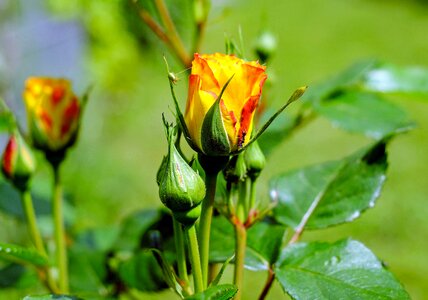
0,242,48,267
185,284,237,300
362,64,428,96
271,140,388,230
275,239,410,300
315,92,415,139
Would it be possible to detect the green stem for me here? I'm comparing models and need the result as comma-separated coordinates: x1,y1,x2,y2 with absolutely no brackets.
52,166,68,293
236,180,247,222
258,267,275,300
198,173,217,288
233,222,247,300
21,190,59,292
154,0,191,67
249,178,257,213
186,225,204,293
21,190,46,255
173,218,190,288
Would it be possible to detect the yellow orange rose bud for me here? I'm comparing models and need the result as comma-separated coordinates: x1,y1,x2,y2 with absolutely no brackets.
184,53,267,156
23,77,81,163
1,133,36,191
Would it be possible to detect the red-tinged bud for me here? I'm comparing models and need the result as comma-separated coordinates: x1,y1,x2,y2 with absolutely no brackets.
1,133,36,191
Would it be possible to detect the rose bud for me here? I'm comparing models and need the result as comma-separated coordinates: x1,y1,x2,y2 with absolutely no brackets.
184,53,267,157
158,122,206,226
1,133,36,191
23,77,81,165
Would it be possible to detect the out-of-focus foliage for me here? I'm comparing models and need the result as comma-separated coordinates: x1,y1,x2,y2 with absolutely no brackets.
0,0,428,299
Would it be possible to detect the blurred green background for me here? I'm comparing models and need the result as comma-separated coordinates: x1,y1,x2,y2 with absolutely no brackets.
1,0,428,299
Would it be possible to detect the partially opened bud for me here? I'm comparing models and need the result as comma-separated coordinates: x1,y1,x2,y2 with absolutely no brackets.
158,123,205,226
23,77,81,165
184,53,267,156
1,133,36,191
244,140,265,180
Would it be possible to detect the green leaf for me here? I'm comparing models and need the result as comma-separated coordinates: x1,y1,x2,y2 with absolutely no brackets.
275,239,410,300
0,242,49,267
23,295,83,300
0,99,16,133
271,140,388,230
118,249,168,292
209,255,234,287
74,226,120,252
68,247,107,293
113,209,162,251
150,248,185,298
362,63,428,96
0,180,51,220
210,218,286,271
0,263,26,288
315,91,415,139
185,284,237,300
302,59,378,104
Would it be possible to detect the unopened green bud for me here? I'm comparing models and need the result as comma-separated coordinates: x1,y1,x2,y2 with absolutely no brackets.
1,133,36,191
223,152,247,183
158,123,205,226
244,141,265,180
254,31,277,63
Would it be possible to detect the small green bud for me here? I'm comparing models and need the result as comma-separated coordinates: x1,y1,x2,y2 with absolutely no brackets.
254,31,277,63
244,141,265,180
158,122,205,226
1,133,36,191
223,152,247,183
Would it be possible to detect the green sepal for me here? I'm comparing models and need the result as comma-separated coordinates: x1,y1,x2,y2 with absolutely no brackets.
232,86,307,155
201,76,234,156
163,57,199,153
156,155,167,186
